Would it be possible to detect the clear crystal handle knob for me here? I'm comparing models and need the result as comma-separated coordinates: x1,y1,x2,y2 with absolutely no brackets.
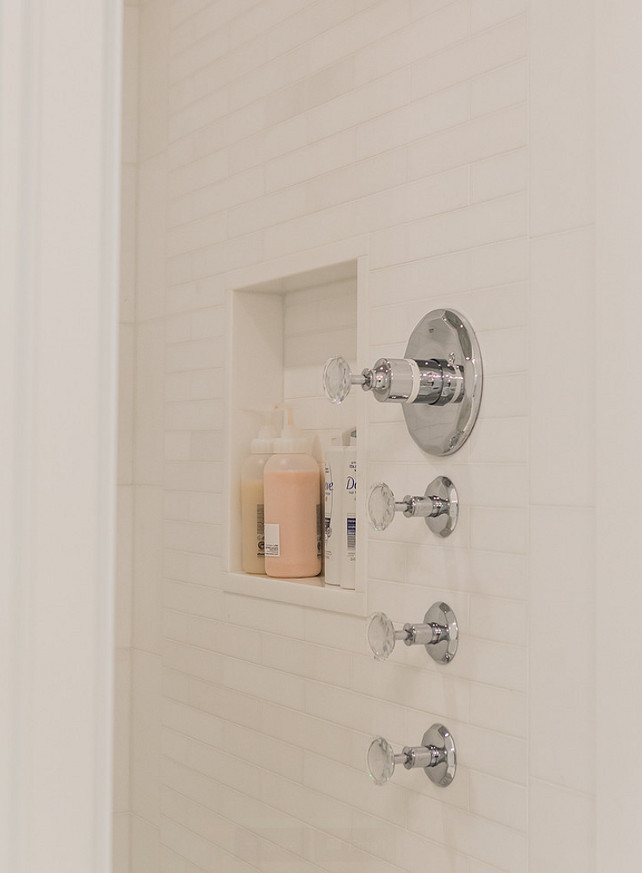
367,736,401,785
323,356,369,404
367,482,400,531
367,611,407,661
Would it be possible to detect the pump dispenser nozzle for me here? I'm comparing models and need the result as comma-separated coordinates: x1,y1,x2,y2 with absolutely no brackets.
280,404,295,436
247,409,279,454
273,405,311,454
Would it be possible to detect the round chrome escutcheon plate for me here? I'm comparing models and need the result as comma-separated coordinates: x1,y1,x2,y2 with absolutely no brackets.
423,475,458,538
423,602,458,664
422,723,457,787
403,309,482,456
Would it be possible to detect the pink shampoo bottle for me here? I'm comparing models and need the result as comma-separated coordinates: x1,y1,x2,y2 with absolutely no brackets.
263,412,322,579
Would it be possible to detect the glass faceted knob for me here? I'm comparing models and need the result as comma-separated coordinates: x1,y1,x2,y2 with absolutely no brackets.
368,482,396,531
367,736,396,786
323,356,353,405
367,612,397,661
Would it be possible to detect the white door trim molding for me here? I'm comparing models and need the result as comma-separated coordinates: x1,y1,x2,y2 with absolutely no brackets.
0,1,122,870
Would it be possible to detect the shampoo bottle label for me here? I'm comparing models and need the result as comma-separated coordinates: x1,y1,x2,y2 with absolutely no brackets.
341,452,357,590
324,461,334,544
346,459,357,563
316,504,322,559
323,450,342,586
256,503,265,558
264,523,280,557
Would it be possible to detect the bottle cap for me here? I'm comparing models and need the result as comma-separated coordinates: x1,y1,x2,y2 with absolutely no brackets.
272,405,311,454
251,424,277,454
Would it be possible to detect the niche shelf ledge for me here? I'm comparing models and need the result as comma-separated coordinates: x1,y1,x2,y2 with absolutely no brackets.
223,571,367,616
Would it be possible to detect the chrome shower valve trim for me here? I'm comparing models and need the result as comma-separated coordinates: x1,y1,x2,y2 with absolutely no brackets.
367,603,459,664
367,476,458,537
322,309,482,456
323,354,459,406
367,724,457,787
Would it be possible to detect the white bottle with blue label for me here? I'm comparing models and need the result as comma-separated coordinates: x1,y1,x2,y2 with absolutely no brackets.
341,433,357,590
323,440,343,587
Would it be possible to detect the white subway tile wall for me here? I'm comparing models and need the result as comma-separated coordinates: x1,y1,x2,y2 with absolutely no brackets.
118,0,597,871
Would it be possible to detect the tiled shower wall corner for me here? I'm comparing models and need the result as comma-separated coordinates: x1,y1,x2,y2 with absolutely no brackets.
118,1,596,871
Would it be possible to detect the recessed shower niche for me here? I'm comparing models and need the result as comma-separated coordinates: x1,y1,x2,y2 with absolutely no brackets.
224,258,367,612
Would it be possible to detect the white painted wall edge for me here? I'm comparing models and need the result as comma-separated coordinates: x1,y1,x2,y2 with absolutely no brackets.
0,0,122,870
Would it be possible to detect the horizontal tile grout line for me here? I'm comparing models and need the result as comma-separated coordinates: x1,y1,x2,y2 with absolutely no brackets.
528,502,596,510
169,0,415,71
159,770,413,873
221,403,529,413
165,62,526,155
162,233,529,285
161,717,511,828
168,0,468,73
528,220,595,242
164,167,527,255
160,539,529,568
156,844,211,873
164,132,499,221
166,99,526,205
164,581,529,608
168,0,263,35
528,774,596,798
161,625,363,660
164,581,527,613
362,420,530,430
129,643,163,659
160,729,526,856
161,724,527,800
167,1,451,112
161,674,527,748
159,648,529,722
163,218,529,288
162,609,361,643
169,0,526,78
362,502,529,512
368,278,528,310
159,812,266,873
168,6,526,126
161,228,525,290
162,630,529,679
127,809,161,831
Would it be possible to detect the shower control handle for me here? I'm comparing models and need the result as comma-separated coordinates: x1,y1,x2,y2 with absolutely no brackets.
367,603,458,664
367,476,458,537
367,724,456,787
321,309,483,458
323,355,455,406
